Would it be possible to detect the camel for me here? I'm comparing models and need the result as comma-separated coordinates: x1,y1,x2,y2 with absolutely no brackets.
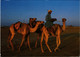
29,18,66,53
29,18,56,53
52,18,66,52
7,21,44,51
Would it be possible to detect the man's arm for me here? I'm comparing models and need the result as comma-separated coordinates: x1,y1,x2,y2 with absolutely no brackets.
50,18,57,22
45,14,51,21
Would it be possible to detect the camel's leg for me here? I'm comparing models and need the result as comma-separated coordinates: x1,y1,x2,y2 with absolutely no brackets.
40,33,44,53
58,35,61,49
9,33,15,51
27,35,32,51
44,37,52,53
54,35,59,52
18,35,25,51
7,33,11,48
25,35,28,48
35,34,40,48
58,35,61,46
54,27,61,52
54,35,61,52
45,36,52,53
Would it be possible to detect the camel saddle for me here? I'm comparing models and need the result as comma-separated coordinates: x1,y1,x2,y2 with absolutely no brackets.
50,18,57,22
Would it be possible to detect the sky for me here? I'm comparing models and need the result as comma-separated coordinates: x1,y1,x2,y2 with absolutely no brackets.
1,0,79,26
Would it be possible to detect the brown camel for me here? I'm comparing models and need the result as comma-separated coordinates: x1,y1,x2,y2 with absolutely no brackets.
29,18,56,53
29,18,66,53
52,18,66,52
7,21,44,51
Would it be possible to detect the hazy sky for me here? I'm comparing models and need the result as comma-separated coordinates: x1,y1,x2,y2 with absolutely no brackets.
1,0,79,26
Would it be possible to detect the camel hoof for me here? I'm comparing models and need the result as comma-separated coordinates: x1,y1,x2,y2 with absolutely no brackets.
42,51,44,53
50,51,52,53
35,43,37,48
54,48,60,52
54,49,57,52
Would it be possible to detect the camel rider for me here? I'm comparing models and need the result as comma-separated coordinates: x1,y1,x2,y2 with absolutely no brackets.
45,10,53,28
45,10,57,36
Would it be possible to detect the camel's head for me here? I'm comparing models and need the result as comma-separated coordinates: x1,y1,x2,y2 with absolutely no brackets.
62,18,67,22
36,21,44,25
29,18,37,23
33,18,37,21
51,18,57,22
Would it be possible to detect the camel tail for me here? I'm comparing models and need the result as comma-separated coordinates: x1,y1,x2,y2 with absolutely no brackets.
8,29,11,36
8,29,11,41
7,29,12,48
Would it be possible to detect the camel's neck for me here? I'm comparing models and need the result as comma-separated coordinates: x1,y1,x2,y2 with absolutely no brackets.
62,22,66,31
30,23,39,32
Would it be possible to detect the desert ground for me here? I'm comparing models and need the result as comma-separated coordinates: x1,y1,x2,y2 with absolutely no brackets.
1,26,80,56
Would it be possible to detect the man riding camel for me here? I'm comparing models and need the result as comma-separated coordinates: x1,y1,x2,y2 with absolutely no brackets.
45,10,57,28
